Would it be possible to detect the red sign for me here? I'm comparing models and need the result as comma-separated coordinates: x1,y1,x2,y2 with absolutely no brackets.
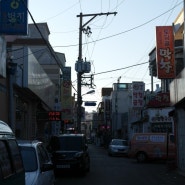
156,26,175,79
37,111,62,121
132,82,145,108
48,111,61,121
146,93,170,107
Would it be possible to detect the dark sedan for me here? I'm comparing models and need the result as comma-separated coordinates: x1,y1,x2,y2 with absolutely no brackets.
48,134,90,176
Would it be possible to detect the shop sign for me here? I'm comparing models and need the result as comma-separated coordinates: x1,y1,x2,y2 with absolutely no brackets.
151,122,172,133
146,93,170,107
132,82,145,108
156,26,175,79
0,0,28,35
37,111,62,121
151,116,172,122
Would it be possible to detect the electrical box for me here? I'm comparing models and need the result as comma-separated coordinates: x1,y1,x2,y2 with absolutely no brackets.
75,61,91,73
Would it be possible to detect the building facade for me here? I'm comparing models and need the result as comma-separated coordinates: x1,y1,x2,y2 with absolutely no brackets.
0,23,67,140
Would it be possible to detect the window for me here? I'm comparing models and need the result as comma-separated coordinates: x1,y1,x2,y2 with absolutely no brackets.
117,83,128,90
8,140,24,173
37,144,50,166
58,137,83,151
19,146,37,172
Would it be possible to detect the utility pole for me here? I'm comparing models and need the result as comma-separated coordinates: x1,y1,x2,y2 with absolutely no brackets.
76,12,117,133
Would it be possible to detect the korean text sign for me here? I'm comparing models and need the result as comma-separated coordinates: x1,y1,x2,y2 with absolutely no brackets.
0,0,28,35
132,82,145,108
156,26,175,79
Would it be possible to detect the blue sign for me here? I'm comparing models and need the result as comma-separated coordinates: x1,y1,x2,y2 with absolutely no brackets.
0,0,28,35
84,102,96,106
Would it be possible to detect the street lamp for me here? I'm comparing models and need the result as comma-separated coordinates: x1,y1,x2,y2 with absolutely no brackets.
82,89,95,96
82,90,96,106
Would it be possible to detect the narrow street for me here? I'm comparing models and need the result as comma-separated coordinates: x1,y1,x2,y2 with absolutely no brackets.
55,144,185,185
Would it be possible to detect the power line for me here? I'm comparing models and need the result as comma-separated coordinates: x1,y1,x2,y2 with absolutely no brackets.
94,61,148,75
53,1,183,48
93,1,183,43
11,48,48,61
20,0,63,69
72,61,149,85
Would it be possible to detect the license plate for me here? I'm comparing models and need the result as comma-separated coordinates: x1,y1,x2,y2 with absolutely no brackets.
56,164,70,169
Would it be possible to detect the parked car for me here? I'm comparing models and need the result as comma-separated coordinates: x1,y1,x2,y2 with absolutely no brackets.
0,120,25,185
108,139,129,156
18,140,55,185
129,133,176,162
48,134,90,175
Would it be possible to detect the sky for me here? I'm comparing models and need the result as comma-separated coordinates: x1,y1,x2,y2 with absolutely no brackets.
28,0,183,112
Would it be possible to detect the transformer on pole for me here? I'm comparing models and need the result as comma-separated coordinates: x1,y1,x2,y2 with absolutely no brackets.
76,12,117,133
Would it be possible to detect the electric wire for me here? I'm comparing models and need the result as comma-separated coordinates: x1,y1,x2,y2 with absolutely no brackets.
20,0,63,69
53,1,182,48
40,1,80,22
9,48,48,61
17,1,182,99
94,61,148,75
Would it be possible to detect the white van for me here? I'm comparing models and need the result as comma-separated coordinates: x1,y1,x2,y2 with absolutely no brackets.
129,133,176,162
0,120,25,185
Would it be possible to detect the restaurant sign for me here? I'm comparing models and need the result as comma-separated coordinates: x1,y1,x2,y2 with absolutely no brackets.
156,26,175,79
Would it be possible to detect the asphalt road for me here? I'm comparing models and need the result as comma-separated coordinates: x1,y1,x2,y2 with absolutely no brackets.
55,143,185,185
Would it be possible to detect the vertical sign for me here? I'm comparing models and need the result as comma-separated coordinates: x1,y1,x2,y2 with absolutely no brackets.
0,0,28,35
132,82,145,108
156,26,175,79
61,67,72,120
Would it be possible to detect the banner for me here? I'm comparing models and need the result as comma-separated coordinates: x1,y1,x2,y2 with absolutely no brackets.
0,0,28,35
156,26,175,79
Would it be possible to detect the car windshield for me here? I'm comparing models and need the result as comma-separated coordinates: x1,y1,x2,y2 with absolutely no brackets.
19,146,38,172
111,140,128,146
52,136,84,151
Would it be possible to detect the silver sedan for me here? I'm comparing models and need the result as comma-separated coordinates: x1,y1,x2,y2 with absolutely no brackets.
108,139,129,156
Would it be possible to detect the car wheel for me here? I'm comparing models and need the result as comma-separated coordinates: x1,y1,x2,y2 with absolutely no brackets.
136,152,147,163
